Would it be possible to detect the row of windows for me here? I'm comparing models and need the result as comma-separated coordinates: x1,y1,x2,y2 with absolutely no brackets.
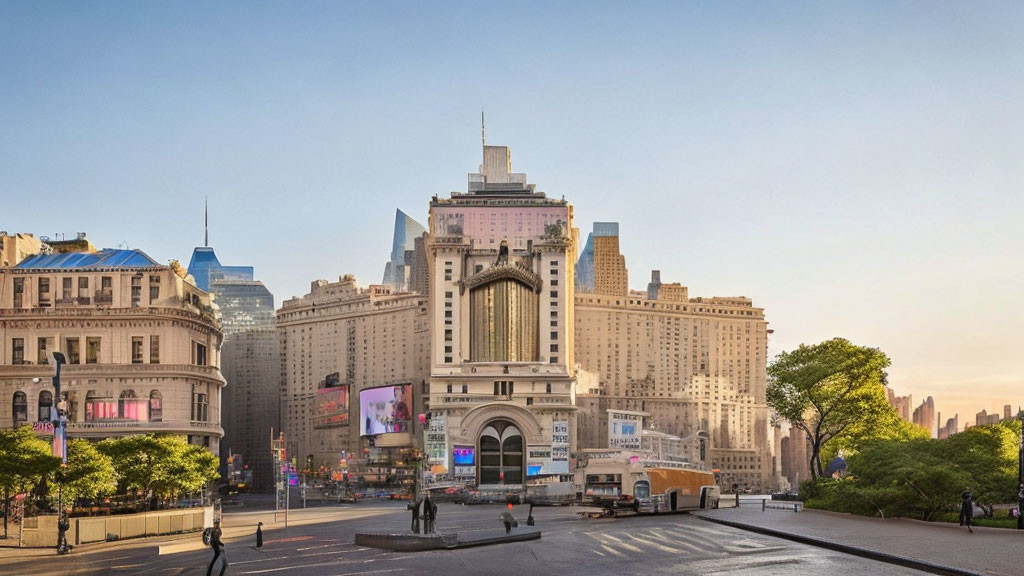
11,389,164,424
13,275,160,307
9,336,163,365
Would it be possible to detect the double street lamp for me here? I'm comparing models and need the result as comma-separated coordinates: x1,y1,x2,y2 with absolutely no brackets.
47,351,69,554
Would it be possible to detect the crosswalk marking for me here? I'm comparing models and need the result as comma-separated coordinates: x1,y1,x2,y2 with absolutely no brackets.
596,533,644,553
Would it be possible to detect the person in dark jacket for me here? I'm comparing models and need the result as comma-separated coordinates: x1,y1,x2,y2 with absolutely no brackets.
408,498,421,533
959,490,974,533
207,520,227,576
422,494,435,534
499,504,517,535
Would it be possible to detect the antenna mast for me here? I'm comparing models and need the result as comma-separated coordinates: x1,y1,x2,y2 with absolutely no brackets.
204,196,208,247
481,109,486,148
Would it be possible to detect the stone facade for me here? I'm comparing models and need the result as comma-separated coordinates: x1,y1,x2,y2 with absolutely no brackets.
426,145,579,487
0,250,224,453
573,286,773,492
277,275,429,473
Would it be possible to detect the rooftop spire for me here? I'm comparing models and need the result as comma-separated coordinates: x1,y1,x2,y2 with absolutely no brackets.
204,196,208,247
481,108,486,149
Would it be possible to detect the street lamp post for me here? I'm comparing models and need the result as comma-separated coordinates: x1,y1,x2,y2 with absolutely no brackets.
1017,407,1023,530
48,351,69,554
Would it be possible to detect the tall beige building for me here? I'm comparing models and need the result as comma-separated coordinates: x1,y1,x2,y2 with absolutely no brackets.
0,232,45,268
913,396,935,438
277,275,429,475
593,235,627,297
0,249,224,452
574,276,773,492
885,386,912,422
426,145,578,487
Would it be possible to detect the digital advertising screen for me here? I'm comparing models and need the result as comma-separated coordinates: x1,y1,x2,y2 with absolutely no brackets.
313,385,349,429
359,384,412,436
453,446,475,466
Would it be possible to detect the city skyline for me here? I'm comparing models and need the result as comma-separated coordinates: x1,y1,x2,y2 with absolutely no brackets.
2,2,1021,426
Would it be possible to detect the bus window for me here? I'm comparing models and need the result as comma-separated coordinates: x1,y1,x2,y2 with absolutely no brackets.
633,480,650,500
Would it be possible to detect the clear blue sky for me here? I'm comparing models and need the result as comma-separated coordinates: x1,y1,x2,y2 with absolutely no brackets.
2,1,1021,428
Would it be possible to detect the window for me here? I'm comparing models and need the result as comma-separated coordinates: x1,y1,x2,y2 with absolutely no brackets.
444,310,452,319
550,331,558,340
550,344,558,353
446,384,452,393
149,391,162,422
193,342,207,366
493,381,513,396
475,264,483,274
86,337,101,364
546,383,552,394
131,276,141,307
150,336,160,364
13,392,28,425
65,337,80,364
38,391,53,421
192,390,209,422
550,311,558,318
550,260,558,266
62,277,72,301
38,278,50,306
550,291,558,298
444,329,452,341
149,275,160,302
13,278,23,308
11,338,24,365
132,337,144,364
119,390,147,421
444,345,452,353
550,357,558,364
78,277,89,299
37,337,52,365
444,356,452,364
445,291,453,299
461,384,467,393
550,279,558,286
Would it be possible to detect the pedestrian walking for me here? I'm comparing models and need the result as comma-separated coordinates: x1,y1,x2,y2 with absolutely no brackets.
407,498,421,534
959,490,974,533
499,503,517,535
423,494,436,534
206,520,227,576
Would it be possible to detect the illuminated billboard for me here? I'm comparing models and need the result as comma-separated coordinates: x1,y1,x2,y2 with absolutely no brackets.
359,384,412,436
313,386,348,429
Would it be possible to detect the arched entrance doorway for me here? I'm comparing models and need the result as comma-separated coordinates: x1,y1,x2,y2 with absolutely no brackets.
479,420,523,486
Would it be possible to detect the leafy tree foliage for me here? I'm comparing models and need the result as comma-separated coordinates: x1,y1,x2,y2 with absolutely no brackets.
0,427,59,494
98,434,219,500
767,338,894,479
803,420,1021,521
50,439,117,510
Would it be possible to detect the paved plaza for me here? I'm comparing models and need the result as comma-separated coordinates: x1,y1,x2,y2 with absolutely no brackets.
4,499,1011,576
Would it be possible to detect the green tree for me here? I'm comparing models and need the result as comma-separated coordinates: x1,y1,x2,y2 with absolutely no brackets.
50,439,117,511
945,420,1019,517
98,435,219,503
767,338,893,479
0,427,59,495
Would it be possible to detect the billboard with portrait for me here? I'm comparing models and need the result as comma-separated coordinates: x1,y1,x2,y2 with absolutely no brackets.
359,384,412,436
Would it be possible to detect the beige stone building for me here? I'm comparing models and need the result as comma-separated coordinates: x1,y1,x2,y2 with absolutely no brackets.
426,145,579,487
277,275,429,476
0,249,224,453
593,235,627,297
0,232,46,268
574,281,773,492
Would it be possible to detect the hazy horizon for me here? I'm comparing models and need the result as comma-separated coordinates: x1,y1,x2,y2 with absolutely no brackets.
2,2,1020,429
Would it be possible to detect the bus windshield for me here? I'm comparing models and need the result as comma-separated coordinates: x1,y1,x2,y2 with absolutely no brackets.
633,480,650,499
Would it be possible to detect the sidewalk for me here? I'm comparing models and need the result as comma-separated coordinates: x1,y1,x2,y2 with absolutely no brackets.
0,503,395,560
693,506,1021,576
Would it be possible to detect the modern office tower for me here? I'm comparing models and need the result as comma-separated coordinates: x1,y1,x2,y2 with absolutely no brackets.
938,413,959,439
0,232,45,267
1004,404,1012,420
574,274,774,492
277,275,429,480
0,249,224,453
382,209,428,293
426,144,578,487
912,396,936,437
575,222,620,294
220,327,279,490
647,270,662,300
885,387,913,422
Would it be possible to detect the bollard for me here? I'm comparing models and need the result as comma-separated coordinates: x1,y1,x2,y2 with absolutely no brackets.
256,522,264,548
762,499,766,512
794,503,798,513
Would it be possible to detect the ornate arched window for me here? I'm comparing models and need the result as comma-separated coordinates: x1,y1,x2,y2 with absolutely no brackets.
12,392,27,425
468,266,540,362
149,391,162,422
119,390,147,421
479,420,523,485
38,390,53,422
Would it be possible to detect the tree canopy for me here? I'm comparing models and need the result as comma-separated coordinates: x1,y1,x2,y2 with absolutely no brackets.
767,338,896,479
98,434,219,499
51,439,117,510
0,426,59,494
